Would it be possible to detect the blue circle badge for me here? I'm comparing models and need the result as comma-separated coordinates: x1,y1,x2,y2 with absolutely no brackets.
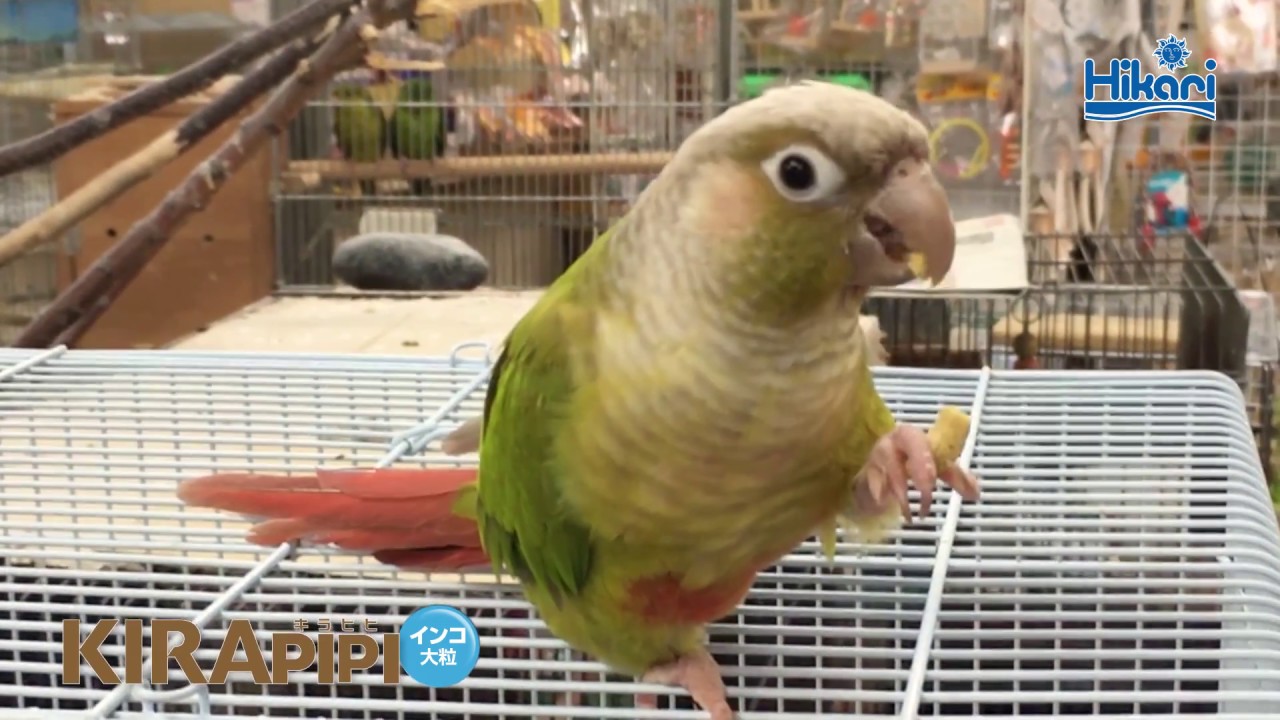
398,605,480,687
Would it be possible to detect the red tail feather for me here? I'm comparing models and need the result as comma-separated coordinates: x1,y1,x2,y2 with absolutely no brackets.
177,468,488,571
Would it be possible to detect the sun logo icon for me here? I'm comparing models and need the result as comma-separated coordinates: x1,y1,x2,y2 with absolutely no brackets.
1153,34,1191,71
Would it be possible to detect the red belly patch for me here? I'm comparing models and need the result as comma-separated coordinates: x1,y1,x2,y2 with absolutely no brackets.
625,566,761,625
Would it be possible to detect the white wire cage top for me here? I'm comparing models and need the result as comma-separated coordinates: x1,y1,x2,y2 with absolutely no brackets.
0,345,1278,720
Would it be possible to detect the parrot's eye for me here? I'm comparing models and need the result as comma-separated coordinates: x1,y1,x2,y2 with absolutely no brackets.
761,144,846,203
779,155,814,189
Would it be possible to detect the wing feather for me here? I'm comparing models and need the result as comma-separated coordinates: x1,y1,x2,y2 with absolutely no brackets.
474,243,609,602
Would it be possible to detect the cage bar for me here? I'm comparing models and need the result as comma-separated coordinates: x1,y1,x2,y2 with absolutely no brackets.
0,347,1277,718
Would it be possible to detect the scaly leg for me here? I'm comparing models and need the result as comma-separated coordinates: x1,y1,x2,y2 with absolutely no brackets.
854,424,981,521
635,647,735,720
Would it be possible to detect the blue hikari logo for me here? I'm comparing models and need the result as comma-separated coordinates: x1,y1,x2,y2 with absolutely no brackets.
1082,34,1217,122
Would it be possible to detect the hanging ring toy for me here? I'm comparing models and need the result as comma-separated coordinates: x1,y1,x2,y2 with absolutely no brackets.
928,117,991,181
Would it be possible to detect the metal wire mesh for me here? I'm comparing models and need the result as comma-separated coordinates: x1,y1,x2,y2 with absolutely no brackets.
79,1,266,75
273,0,729,289
0,0,83,347
865,230,1277,473
1136,5,1280,297
1189,66,1280,466
1081,2,1280,476
271,0,1020,290
0,0,267,345
0,345,1278,718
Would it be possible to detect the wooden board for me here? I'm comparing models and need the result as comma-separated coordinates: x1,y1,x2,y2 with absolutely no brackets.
169,289,543,356
992,311,1182,356
51,75,274,350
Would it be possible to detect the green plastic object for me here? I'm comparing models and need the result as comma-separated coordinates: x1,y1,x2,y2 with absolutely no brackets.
739,71,871,99
824,73,872,91
739,73,775,99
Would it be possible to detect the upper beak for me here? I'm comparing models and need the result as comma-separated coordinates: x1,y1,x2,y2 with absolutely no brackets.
865,157,956,286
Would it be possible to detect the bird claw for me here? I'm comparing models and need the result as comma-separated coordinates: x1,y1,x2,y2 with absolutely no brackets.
855,424,981,522
636,647,736,720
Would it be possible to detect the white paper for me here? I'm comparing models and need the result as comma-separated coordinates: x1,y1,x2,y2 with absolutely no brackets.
1239,289,1279,365
874,213,1030,296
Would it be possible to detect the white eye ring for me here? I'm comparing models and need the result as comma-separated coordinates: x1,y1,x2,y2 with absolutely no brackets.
760,144,847,203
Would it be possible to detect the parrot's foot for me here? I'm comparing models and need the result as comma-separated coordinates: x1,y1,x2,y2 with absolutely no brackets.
636,647,736,720
855,424,981,521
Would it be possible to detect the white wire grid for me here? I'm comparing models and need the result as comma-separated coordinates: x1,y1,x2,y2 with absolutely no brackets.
0,345,1278,719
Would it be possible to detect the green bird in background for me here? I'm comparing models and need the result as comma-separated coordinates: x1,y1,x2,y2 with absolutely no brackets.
331,82,386,197
177,81,980,719
388,74,444,196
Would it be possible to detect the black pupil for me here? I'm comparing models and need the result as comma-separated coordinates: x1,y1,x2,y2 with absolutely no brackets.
779,155,815,191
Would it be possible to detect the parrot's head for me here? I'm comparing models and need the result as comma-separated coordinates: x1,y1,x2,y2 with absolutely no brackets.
655,80,956,317
332,82,369,101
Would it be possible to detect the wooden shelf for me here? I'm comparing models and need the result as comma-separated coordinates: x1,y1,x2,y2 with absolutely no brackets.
992,311,1181,356
281,151,674,184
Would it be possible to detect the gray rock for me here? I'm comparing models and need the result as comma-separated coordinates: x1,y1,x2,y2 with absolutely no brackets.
332,232,488,291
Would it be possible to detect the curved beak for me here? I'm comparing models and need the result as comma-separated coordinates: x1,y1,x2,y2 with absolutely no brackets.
861,158,956,287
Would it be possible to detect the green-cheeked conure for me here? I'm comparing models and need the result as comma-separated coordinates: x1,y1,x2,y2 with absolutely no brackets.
388,75,444,196
331,82,386,197
177,81,980,719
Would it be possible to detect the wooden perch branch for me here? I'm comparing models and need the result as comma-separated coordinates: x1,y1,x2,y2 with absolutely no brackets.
0,0,352,179
14,0,419,349
0,36,321,274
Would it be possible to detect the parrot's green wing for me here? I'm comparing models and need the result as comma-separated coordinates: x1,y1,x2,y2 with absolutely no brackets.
473,251,604,602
